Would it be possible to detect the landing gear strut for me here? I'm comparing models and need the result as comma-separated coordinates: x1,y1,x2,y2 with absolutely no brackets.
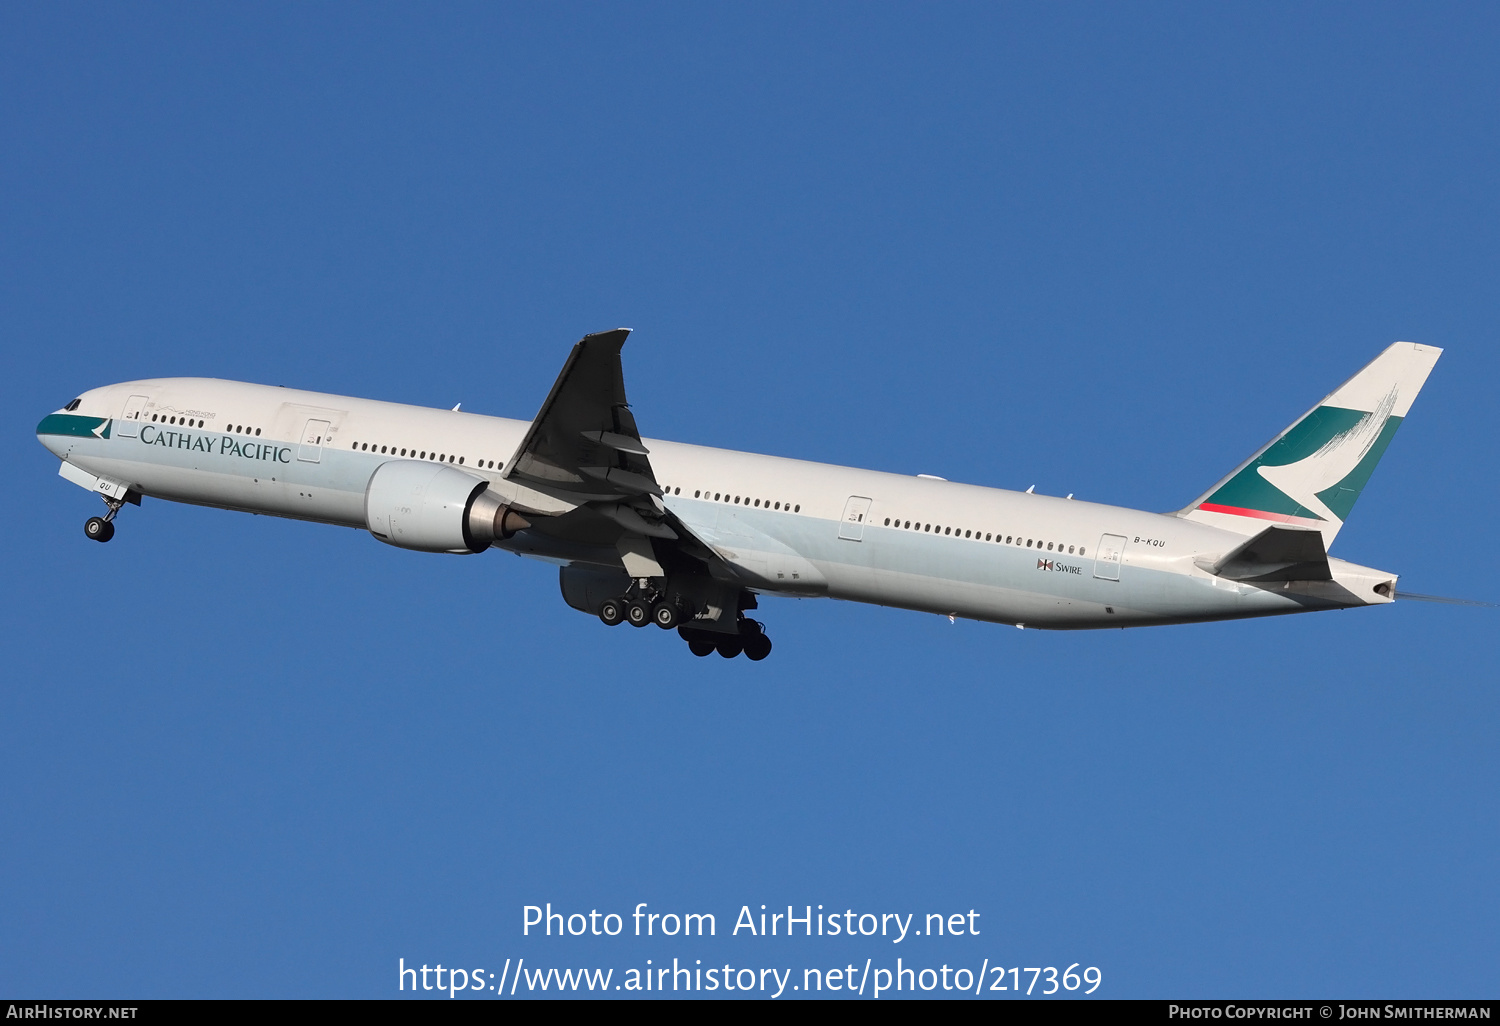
84,496,125,543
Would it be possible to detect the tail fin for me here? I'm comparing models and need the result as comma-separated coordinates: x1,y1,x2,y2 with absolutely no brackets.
1179,341,1441,547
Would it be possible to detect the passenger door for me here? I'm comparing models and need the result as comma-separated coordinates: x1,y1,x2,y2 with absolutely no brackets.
839,496,873,541
116,395,150,438
298,419,332,463
1094,533,1127,581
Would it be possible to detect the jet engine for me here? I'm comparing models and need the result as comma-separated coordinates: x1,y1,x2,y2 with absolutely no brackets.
364,460,528,553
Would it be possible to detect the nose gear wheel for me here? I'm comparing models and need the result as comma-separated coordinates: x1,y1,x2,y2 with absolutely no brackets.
84,494,127,543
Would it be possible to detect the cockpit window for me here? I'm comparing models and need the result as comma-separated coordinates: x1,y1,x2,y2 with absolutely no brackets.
64,398,82,411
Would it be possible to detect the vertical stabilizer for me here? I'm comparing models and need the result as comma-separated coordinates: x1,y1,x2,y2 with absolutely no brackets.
1179,342,1441,547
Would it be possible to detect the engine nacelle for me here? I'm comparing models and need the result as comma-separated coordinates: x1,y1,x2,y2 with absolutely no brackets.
559,564,633,615
365,460,529,554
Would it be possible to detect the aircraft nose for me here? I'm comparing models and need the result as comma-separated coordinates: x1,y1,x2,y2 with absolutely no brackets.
37,414,67,457
36,408,103,456
36,423,65,459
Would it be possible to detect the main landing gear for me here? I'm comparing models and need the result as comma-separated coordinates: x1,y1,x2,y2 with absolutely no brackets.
597,583,684,632
596,581,773,660
679,618,773,661
84,496,125,543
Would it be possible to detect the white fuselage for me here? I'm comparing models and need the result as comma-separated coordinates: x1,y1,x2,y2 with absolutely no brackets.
38,378,1398,630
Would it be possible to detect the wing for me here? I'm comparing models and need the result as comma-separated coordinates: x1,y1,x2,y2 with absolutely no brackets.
503,330,799,620
502,328,678,543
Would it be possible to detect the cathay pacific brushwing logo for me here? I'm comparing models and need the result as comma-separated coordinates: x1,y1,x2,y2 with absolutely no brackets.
1256,388,1398,526
1197,389,1406,527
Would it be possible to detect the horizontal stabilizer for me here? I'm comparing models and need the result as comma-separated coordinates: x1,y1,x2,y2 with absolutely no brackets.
1199,524,1332,583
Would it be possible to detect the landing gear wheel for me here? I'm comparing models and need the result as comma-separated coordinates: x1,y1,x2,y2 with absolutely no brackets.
598,598,625,626
85,517,114,543
688,639,715,657
743,633,772,661
652,602,680,629
715,637,743,659
626,600,652,628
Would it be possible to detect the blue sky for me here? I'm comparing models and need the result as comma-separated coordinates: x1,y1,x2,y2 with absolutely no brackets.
3,2,1496,999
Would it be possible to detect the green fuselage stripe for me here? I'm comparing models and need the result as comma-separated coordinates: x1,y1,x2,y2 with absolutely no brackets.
36,413,110,439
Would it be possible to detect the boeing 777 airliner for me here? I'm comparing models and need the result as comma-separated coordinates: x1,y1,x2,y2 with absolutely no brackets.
37,332,1440,660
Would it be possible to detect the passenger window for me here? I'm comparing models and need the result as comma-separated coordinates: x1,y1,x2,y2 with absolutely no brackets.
794,505,800,512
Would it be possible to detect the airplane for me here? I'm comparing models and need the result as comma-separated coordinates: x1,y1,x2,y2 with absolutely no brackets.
36,332,1441,660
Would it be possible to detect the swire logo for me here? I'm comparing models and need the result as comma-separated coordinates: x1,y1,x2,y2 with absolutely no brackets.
1037,559,1053,571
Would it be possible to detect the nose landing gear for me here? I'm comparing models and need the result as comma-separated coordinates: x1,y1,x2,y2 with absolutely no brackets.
84,496,126,543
